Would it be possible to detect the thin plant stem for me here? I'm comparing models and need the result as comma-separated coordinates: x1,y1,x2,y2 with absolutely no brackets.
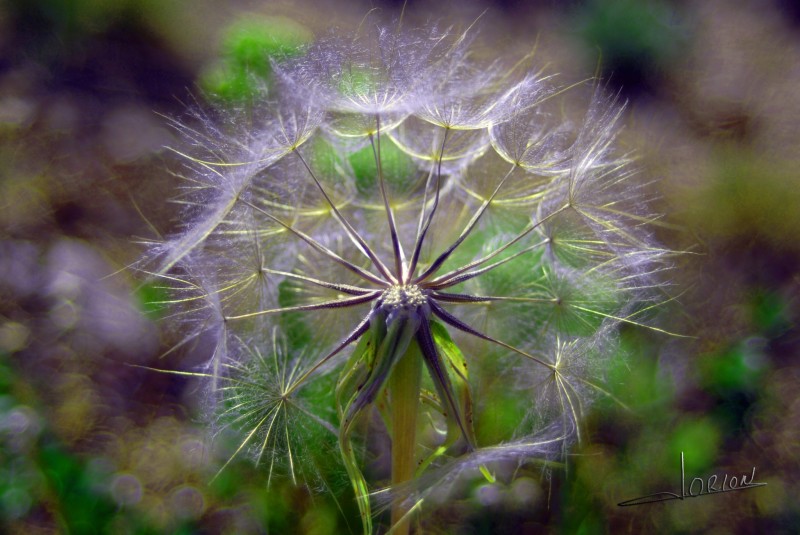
389,340,423,535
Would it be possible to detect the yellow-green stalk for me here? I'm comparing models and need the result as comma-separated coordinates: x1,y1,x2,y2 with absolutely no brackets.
389,340,423,534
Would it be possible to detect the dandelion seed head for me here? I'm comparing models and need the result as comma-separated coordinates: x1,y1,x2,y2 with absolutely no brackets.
143,14,676,534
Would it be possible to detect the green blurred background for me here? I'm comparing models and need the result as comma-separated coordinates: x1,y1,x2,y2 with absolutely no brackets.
0,0,797,533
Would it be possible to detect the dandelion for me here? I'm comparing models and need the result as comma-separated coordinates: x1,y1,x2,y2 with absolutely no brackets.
144,16,673,535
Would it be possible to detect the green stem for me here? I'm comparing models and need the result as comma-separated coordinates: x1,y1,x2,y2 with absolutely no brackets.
389,339,422,535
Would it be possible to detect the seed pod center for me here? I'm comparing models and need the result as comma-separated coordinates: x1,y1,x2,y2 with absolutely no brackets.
381,284,427,315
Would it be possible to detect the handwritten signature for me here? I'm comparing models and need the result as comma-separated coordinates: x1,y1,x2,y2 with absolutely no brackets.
618,452,767,506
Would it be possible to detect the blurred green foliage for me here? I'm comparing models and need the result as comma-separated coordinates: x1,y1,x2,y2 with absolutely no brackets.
574,0,686,92
0,354,162,534
199,15,313,103
668,417,721,473
134,281,170,320
685,149,800,250
699,340,767,394
277,278,315,350
349,138,416,196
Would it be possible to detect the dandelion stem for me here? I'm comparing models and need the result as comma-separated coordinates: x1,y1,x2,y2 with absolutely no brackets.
389,339,422,535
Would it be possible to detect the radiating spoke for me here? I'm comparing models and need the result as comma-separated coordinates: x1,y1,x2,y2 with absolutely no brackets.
567,304,692,338
407,127,450,279
211,408,277,482
370,114,406,279
429,299,555,371
555,373,584,444
426,206,567,287
429,292,493,304
284,311,375,397
225,291,379,321
426,240,547,290
242,199,389,287
416,163,517,282
261,267,375,296
432,291,555,304
293,148,397,283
